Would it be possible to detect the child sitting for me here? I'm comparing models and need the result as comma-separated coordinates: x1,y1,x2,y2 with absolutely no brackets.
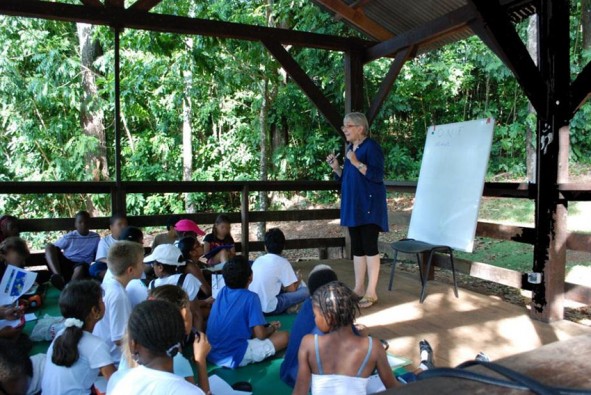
0,236,29,279
93,241,144,364
42,280,116,395
0,215,19,243
145,244,204,331
280,265,338,387
151,215,182,250
294,281,398,395
249,228,309,315
0,338,32,395
108,285,211,394
90,213,128,280
178,237,212,298
110,300,208,395
202,214,235,266
207,256,288,369
174,219,205,244
45,211,100,289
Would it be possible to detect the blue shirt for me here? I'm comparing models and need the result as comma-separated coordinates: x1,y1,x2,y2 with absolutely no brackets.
206,287,266,369
337,138,389,232
54,230,100,264
280,299,322,387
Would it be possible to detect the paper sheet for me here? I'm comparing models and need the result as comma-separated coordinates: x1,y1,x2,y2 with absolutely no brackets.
0,266,37,306
25,313,37,322
209,374,252,395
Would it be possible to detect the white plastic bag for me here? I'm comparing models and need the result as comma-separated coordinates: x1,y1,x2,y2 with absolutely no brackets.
30,314,64,342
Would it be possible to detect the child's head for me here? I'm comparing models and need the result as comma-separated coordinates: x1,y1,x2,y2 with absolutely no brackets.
264,228,285,255
212,214,231,238
0,237,30,267
74,211,91,235
127,300,185,364
109,213,128,239
166,215,183,232
145,244,186,277
308,265,338,296
149,285,192,335
174,219,205,239
222,255,252,289
107,241,144,279
118,226,144,244
312,281,360,333
0,215,19,240
177,237,203,261
52,280,104,367
0,338,32,395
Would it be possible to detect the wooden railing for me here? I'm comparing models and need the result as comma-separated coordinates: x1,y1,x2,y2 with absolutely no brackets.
4,180,591,303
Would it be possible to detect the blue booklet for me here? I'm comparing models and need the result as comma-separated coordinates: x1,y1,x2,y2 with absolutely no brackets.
202,244,234,260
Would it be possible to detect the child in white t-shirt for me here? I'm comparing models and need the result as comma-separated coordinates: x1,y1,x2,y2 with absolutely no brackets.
110,300,210,395
42,280,116,395
108,285,211,394
249,228,309,314
146,244,205,331
93,241,145,363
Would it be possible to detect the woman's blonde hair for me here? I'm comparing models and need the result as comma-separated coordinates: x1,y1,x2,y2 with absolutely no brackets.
344,112,369,137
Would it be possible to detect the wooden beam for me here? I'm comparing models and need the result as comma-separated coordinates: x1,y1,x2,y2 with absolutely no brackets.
0,0,372,52
366,46,414,125
262,40,344,138
105,0,124,8
364,5,477,63
313,0,393,41
469,0,547,119
128,0,163,12
344,50,364,113
571,61,591,115
80,0,104,7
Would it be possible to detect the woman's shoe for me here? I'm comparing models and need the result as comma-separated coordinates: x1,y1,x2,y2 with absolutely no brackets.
359,296,378,309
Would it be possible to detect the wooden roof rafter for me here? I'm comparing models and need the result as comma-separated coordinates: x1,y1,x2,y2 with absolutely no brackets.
80,0,103,7
469,0,547,119
104,0,124,8
363,5,478,63
0,0,374,52
571,61,591,116
313,0,393,41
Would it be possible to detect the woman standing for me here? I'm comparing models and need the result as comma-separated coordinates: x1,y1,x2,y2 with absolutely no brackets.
326,112,388,308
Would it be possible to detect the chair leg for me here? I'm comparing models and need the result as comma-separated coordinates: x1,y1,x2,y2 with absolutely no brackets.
419,250,435,303
388,250,399,291
415,253,424,286
449,249,459,298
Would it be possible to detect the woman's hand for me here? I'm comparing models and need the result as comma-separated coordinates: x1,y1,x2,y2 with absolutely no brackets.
346,149,359,166
0,306,24,321
193,331,211,364
326,153,340,172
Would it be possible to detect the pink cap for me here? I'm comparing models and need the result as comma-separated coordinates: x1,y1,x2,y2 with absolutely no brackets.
174,219,205,236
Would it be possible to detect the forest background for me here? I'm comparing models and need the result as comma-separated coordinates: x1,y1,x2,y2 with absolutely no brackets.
1,0,590,249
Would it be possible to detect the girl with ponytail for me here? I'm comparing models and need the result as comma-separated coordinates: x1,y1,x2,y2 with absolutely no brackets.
41,280,116,394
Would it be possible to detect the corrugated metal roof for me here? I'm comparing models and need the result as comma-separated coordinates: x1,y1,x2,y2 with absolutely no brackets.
319,0,536,53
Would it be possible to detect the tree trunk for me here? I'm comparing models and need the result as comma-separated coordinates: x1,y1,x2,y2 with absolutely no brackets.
583,0,591,50
525,15,538,182
257,77,271,241
183,36,195,213
77,23,107,215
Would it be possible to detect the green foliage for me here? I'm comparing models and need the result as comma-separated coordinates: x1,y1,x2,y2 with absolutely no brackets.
1,1,590,220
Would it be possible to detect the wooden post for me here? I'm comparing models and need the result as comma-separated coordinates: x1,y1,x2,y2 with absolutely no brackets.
530,0,570,322
344,50,364,114
241,185,250,259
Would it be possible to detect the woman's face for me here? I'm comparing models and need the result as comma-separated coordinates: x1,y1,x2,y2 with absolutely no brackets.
215,222,230,238
342,118,364,143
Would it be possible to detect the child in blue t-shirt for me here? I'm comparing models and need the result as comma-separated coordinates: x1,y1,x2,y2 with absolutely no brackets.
206,256,288,369
45,211,100,289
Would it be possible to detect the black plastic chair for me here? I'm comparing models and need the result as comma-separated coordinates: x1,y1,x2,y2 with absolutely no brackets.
388,238,459,303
